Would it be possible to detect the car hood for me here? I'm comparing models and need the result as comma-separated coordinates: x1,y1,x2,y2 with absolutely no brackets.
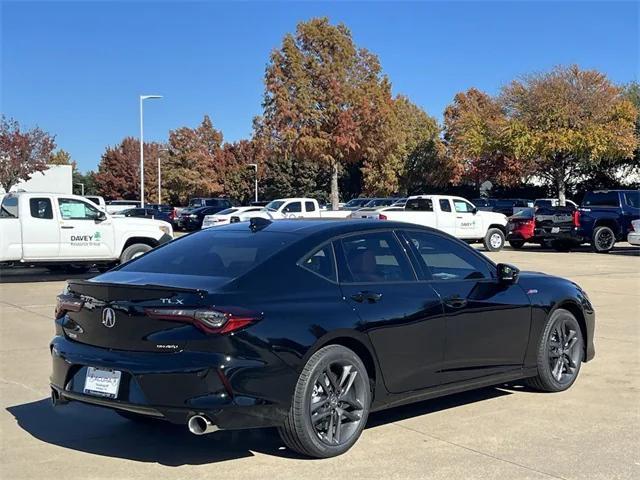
477,210,507,224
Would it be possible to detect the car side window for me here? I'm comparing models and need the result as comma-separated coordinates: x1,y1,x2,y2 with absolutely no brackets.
439,199,452,212
0,196,18,218
622,191,640,208
403,230,491,281
340,232,415,283
29,198,53,219
284,202,302,213
305,201,316,212
453,200,474,213
405,198,433,212
299,243,336,282
58,198,101,220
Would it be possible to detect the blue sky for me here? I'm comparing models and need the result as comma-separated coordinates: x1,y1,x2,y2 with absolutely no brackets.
2,1,638,172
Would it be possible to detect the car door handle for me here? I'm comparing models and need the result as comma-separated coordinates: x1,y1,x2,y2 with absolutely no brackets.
443,296,468,309
351,291,383,303
61,225,74,229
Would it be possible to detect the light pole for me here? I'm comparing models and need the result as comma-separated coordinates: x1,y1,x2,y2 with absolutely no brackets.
139,94,163,207
247,163,258,203
75,183,85,196
157,147,168,204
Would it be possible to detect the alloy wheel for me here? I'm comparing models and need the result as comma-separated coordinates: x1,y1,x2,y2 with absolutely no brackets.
310,362,366,446
490,233,503,249
547,318,581,384
596,229,614,250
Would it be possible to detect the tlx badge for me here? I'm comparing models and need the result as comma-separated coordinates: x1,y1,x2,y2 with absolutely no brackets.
160,298,184,305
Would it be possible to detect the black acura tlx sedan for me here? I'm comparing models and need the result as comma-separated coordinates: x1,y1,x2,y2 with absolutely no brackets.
50,218,595,458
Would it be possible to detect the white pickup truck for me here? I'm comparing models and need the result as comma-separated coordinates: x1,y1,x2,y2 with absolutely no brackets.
0,192,173,272
236,198,352,222
380,195,508,251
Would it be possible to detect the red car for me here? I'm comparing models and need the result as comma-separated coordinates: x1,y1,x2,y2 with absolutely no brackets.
506,210,536,248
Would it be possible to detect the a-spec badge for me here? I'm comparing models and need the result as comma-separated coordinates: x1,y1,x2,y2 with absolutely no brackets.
101,307,116,328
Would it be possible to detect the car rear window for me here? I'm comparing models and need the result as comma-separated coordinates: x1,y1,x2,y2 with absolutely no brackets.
119,230,295,278
582,192,620,207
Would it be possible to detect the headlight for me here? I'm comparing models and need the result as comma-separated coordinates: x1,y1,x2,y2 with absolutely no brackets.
159,225,172,236
189,214,198,219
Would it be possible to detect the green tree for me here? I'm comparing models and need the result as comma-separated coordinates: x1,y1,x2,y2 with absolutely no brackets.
262,17,399,208
501,65,637,204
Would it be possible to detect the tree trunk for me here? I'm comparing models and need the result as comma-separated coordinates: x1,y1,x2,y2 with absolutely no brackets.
556,173,566,206
330,160,339,210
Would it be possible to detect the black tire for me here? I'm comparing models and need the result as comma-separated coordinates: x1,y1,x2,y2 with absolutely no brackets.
278,345,371,458
591,226,615,253
120,243,152,263
483,228,505,252
525,308,584,392
509,239,525,249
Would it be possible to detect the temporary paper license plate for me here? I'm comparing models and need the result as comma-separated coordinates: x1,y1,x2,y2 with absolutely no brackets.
551,227,560,233
84,367,121,398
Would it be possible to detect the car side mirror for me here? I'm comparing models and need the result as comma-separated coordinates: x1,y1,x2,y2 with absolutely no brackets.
497,263,519,283
472,207,478,214
95,211,107,222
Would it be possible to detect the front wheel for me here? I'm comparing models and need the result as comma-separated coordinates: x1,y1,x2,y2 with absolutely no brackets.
525,308,584,392
278,345,371,458
483,228,505,252
592,226,615,253
120,243,152,263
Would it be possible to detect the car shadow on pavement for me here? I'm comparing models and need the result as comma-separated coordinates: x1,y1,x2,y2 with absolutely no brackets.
0,268,96,284
7,387,510,464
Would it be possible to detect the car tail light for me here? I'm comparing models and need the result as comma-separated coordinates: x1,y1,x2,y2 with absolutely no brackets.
573,210,581,227
378,214,388,220
145,306,260,334
55,294,84,319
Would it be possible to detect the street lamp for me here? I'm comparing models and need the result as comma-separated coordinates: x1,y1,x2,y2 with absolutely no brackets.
75,183,85,196
247,163,258,203
157,147,168,204
139,94,163,207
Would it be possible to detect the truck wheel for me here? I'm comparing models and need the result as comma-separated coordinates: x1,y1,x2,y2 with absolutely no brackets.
509,239,525,249
120,243,152,263
483,228,505,252
592,226,615,253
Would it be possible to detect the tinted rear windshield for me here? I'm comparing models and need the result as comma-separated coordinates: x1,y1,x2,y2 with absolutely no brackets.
582,192,620,207
119,230,296,278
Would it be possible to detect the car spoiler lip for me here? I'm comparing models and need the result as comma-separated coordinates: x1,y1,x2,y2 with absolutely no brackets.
66,279,208,300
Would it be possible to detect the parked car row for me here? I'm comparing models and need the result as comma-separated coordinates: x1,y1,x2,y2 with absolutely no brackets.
505,190,639,253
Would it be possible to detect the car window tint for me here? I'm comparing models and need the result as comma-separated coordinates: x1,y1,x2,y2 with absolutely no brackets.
439,199,452,212
305,201,316,212
120,230,294,278
0,196,18,218
453,200,474,213
340,232,414,283
299,243,335,281
404,231,490,281
58,198,101,220
29,198,53,219
622,191,640,208
285,202,302,213
405,198,433,211
582,192,619,207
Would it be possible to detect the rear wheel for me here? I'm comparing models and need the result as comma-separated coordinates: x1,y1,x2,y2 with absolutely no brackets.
525,308,583,392
509,239,525,249
483,228,505,252
592,226,615,253
278,345,371,458
120,243,152,263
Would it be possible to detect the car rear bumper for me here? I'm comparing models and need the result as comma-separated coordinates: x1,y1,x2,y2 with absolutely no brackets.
627,232,640,246
49,336,293,429
534,226,586,244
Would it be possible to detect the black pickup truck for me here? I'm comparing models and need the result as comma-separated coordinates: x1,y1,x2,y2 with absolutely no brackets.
538,190,640,253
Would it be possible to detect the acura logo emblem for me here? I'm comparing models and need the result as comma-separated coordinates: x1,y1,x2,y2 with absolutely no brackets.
101,307,116,328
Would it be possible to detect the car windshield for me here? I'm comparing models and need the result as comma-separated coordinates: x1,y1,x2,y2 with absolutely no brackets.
511,209,533,219
119,229,295,278
265,200,285,211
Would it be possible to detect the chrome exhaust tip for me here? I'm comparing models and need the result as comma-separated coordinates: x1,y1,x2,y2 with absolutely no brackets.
188,415,219,435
